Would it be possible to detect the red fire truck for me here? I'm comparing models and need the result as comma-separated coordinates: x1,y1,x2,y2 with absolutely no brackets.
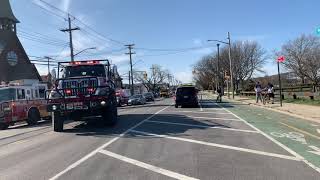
0,80,50,130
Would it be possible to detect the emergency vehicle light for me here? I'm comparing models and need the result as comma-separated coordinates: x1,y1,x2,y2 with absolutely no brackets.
70,60,100,65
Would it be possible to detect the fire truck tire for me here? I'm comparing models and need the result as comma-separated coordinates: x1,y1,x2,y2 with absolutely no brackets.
53,112,64,132
0,123,9,130
27,108,40,125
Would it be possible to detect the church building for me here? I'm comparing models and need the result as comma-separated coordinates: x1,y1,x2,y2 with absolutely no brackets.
0,0,41,83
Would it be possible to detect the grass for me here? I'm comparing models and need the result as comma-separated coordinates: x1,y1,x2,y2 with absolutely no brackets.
283,98,320,106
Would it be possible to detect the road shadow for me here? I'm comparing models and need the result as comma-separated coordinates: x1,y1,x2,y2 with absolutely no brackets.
118,103,171,110
62,113,231,138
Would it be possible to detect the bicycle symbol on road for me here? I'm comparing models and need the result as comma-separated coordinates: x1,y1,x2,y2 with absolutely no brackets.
270,132,307,144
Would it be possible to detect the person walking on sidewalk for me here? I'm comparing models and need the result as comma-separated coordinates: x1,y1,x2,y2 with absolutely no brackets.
255,82,263,103
267,82,275,104
216,87,223,103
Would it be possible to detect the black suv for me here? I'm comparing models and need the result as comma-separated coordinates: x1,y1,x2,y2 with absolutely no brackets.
175,85,199,108
47,60,118,132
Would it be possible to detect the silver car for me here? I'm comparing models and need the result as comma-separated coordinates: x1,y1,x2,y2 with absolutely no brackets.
128,94,146,105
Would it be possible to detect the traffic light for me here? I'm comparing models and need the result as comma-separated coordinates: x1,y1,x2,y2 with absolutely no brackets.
143,72,148,80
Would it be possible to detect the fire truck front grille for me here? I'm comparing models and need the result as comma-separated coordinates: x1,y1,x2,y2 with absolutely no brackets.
61,78,98,97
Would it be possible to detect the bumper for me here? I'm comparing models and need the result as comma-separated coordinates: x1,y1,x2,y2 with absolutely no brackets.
47,99,108,112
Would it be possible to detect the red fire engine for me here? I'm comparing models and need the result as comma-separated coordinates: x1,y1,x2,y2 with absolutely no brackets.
0,80,50,130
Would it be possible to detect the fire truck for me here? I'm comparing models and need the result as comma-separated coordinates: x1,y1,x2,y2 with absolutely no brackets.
47,60,118,132
0,79,49,130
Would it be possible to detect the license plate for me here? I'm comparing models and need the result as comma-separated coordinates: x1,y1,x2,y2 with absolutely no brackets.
66,102,88,110
184,96,189,98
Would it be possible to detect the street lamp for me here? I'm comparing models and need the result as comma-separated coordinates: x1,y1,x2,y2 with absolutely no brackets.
74,47,97,57
208,32,234,99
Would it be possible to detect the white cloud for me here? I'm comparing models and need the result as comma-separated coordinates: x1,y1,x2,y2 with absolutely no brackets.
175,71,193,84
60,0,72,12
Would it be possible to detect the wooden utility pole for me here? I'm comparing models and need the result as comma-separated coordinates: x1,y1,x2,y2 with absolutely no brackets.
61,14,80,62
125,44,135,95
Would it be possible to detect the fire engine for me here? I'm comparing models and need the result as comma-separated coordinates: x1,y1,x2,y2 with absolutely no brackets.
0,79,49,130
47,59,118,132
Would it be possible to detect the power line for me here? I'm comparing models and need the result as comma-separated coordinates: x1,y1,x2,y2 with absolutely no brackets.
31,0,66,21
17,32,68,46
35,0,126,47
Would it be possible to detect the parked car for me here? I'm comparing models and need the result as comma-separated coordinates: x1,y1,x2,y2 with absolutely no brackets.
143,92,154,102
116,89,129,106
128,94,146,105
174,85,199,108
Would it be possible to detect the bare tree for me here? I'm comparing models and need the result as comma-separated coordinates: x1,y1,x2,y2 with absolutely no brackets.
278,34,320,91
134,64,167,92
193,41,266,91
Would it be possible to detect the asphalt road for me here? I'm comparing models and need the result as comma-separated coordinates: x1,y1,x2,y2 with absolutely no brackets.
0,98,319,180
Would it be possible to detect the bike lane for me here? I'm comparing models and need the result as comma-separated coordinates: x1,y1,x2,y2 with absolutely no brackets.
218,100,320,172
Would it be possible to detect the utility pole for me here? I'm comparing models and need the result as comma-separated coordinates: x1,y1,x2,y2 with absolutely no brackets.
61,14,80,62
125,44,135,96
227,32,234,99
44,56,53,76
217,44,220,88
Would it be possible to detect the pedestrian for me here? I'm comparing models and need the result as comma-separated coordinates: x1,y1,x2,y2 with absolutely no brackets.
216,87,222,103
255,82,263,103
267,82,274,104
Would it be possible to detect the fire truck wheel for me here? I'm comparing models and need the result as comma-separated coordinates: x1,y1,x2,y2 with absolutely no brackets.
0,123,9,130
53,112,64,132
27,108,41,125
102,101,118,126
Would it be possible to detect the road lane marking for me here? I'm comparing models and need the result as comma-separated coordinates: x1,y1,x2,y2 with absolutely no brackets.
99,150,199,180
317,129,320,134
199,103,203,112
188,116,242,122
214,103,320,174
130,130,300,161
145,120,260,133
308,146,320,156
49,105,171,180
171,111,231,115
279,122,320,140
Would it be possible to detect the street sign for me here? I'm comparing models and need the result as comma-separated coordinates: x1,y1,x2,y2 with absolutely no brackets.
277,56,285,63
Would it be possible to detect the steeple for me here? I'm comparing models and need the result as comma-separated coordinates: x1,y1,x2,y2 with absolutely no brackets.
0,0,19,32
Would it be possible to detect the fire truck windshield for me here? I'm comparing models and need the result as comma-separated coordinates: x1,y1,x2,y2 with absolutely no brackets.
0,88,16,102
64,65,106,78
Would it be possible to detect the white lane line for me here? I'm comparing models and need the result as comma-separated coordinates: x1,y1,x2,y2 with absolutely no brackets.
145,120,260,133
188,116,242,122
49,105,171,180
317,129,320,134
130,130,300,161
99,150,199,180
171,111,231,115
214,103,320,174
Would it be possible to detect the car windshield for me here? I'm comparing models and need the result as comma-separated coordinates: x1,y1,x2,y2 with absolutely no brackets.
143,93,152,96
64,65,106,78
0,88,16,102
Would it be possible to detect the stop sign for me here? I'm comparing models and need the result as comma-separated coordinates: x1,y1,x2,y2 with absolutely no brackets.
277,56,285,63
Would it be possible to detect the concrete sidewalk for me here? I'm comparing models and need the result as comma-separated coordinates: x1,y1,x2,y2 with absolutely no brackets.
231,96,320,123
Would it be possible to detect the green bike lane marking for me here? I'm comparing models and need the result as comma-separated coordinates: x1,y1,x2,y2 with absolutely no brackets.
219,100,320,170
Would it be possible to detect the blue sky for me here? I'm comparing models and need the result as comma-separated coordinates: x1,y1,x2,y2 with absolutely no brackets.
10,0,320,83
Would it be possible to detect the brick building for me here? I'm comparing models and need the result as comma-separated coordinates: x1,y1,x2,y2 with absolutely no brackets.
0,0,41,83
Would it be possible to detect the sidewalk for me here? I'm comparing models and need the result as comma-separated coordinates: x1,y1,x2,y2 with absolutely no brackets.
232,96,320,123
